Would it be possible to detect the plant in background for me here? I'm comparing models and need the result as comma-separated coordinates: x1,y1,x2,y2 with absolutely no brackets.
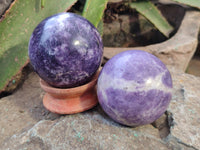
0,0,109,94
0,0,79,93
130,0,200,37
81,0,200,37
172,0,200,9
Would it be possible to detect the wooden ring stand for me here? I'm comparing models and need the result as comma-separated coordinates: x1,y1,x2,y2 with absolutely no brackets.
40,71,99,114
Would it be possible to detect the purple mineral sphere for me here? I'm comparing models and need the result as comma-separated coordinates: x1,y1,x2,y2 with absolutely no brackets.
97,50,172,126
29,12,103,88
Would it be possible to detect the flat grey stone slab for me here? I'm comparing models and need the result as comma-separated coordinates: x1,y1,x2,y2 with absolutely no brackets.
167,72,200,150
0,71,200,150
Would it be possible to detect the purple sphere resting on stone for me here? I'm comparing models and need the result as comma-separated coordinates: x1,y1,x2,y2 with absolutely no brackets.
97,50,173,126
29,12,103,88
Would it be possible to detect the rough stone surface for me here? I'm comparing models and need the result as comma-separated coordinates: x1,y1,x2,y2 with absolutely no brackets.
0,72,60,146
166,72,200,150
104,11,200,72
0,71,200,149
0,0,12,16
2,109,168,150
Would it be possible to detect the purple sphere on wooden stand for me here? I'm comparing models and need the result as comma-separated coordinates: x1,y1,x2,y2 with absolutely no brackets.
97,50,173,126
29,12,103,88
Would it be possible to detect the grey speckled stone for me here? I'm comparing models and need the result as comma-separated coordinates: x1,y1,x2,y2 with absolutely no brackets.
0,72,60,146
166,72,200,150
0,71,200,149
2,108,168,150
0,0,12,16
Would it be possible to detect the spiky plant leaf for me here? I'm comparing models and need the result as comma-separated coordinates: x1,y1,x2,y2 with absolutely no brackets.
130,0,173,37
82,0,108,33
172,0,200,9
0,0,77,92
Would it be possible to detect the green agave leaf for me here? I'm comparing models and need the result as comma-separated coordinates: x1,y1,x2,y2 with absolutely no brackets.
82,0,108,31
0,0,77,92
130,0,173,37
97,19,104,36
172,0,200,9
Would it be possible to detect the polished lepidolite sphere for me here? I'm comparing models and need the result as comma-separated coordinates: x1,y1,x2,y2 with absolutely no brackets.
29,13,103,88
97,50,172,126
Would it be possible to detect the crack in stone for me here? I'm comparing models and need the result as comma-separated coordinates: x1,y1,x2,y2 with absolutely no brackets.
152,112,170,139
177,140,199,150
180,85,185,100
164,135,198,150
166,111,175,129
163,111,198,150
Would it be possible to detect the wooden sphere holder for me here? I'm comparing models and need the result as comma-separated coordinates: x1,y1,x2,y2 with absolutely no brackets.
40,72,99,114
